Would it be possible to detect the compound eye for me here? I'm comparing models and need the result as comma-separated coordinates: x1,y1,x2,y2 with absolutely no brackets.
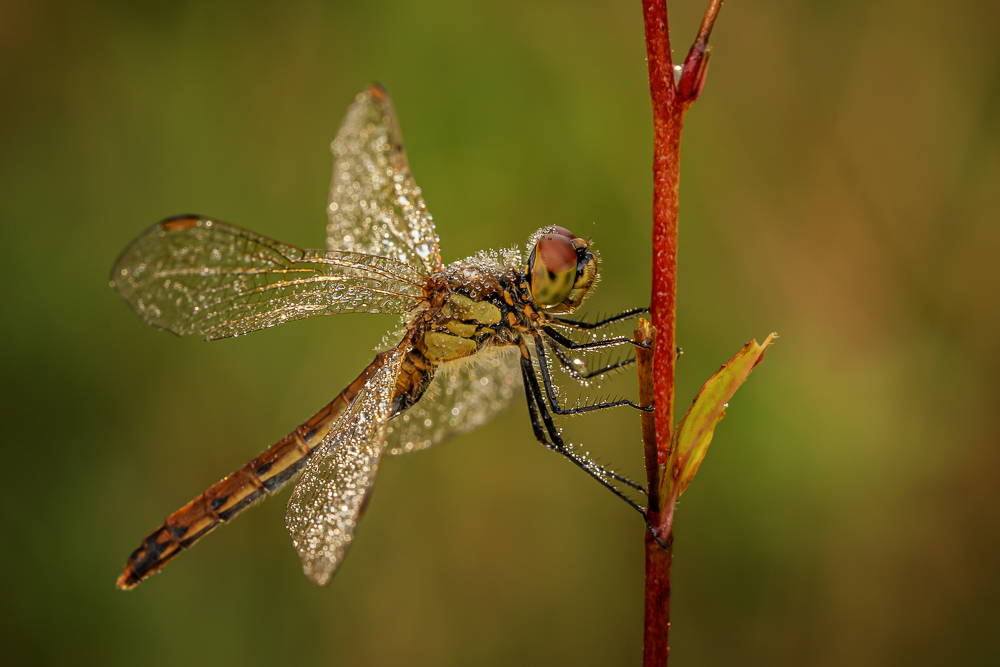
529,233,577,306
550,226,576,240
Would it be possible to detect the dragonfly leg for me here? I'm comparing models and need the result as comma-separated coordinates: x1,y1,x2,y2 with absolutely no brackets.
547,316,684,361
519,353,647,505
542,326,651,352
549,343,636,383
534,335,653,415
551,307,649,331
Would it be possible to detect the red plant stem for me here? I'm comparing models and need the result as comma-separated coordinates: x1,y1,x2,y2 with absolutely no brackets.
644,535,673,665
634,319,669,663
640,1,723,665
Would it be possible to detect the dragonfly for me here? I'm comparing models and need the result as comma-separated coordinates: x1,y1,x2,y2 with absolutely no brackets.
111,84,652,589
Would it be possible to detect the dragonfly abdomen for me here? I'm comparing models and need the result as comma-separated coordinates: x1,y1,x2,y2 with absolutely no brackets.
116,353,388,590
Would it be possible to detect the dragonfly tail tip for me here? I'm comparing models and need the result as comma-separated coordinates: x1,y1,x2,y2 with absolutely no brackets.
116,569,139,590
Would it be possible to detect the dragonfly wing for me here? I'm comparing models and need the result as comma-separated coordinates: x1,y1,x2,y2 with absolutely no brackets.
111,216,427,340
284,346,406,586
327,84,443,274
384,345,524,456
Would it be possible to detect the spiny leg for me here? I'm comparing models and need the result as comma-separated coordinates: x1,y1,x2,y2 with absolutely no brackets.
519,354,646,504
534,335,652,416
521,362,646,501
542,326,651,353
521,360,550,445
551,307,649,331
527,338,674,547
547,316,685,362
549,343,637,383
521,359,646,493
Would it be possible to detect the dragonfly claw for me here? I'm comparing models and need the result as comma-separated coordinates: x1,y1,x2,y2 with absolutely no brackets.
643,515,673,550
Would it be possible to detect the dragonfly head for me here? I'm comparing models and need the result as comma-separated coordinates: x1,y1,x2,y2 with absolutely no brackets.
526,226,598,312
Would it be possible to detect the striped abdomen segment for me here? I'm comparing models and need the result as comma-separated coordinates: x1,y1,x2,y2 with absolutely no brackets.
116,352,388,590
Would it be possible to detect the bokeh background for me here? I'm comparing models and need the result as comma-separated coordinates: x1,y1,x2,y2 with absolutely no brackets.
2,0,999,664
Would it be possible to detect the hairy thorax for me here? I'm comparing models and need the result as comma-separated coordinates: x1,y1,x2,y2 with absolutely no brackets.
393,262,539,416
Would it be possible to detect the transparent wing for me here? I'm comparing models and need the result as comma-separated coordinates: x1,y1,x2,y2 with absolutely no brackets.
326,84,443,274
384,346,524,456
111,216,427,341
284,346,406,586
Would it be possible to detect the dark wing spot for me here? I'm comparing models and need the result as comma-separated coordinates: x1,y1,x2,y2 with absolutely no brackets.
160,215,200,231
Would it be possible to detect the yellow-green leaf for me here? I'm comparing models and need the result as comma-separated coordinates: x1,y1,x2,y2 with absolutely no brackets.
670,333,777,497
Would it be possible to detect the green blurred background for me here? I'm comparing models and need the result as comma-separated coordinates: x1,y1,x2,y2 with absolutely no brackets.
2,0,999,664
